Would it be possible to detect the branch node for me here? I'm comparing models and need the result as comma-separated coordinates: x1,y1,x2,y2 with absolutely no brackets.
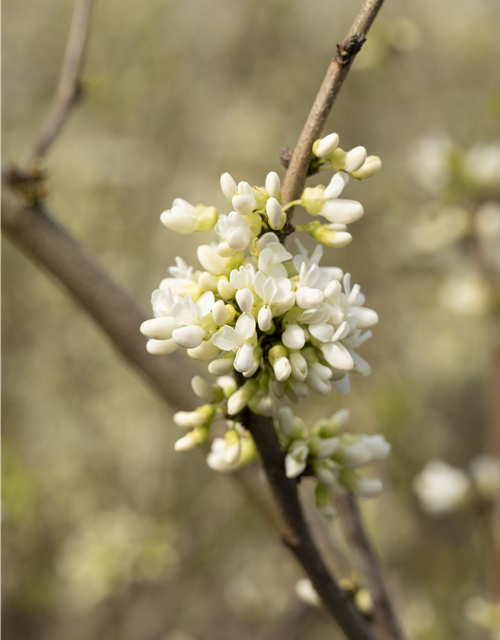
336,33,367,66
4,165,49,207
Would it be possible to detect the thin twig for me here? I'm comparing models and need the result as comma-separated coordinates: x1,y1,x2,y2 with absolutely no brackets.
245,412,379,640
281,0,385,210
28,0,95,165
336,489,407,640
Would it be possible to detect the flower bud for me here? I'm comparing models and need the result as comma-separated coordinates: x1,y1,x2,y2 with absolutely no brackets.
313,133,340,158
212,300,231,326
198,271,218,292
315,484,337,518
172,325,206,349
295,579,321,608
217,277,237,300
236,288,254,313
232,194,257,216
146,338,179,355
220,172,238,202
303,221,353,248
290,351,308,382
174,426,209,452
186,338,221,360
285,442,309,478
191,376,223,403
217,242,238,258
141,317,178,340
315,409,350,438
248,393,276,416
313,436,340,458
339,441,372,468
313,460,338,487
265,171,281,199
363,435,391,463
282,324,306,350
352,476,384,498
194,205,218,231
266,197,286,230
258,305,273,331
227,379,259,415
330,146,367,173
274,357,292,382
301,185,327,216
350,155,382,180
174,404,215,428
224,429,241,464
216,375,237,398
208,353,235,375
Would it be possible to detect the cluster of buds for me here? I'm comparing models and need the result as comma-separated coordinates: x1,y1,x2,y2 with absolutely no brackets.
141,131,389,503
276,408,390,514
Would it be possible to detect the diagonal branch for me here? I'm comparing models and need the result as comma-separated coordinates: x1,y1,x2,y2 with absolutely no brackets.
336,489,407,640
28,0,95,165
245,412,379,640
281,0,385,209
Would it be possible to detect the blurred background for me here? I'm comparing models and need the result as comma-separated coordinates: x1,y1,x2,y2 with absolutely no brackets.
3,0,500,638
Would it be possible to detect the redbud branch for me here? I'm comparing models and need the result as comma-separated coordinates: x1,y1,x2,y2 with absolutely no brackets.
27,0,95,166
281,0,385,211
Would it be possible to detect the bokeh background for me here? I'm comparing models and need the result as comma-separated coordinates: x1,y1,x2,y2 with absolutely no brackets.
3,0,500,638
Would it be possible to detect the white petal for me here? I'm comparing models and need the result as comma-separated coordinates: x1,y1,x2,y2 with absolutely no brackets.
344,146,367,173
324,171,349,199
212,300,231,326
350,306,379,328
146,338,178,355
331,375,350,395
266,197,284,229
140,317,179,340
332,321,350,342
232,194,257,216
220,172,238,202
212,326,243,350
309,323,334,343
172,325,206,349
274,357,292,382
236,288,254,313
160,211,196,234
315,133,340,158
282,324,306,350
258,305,273,331
321,199,364,224
321,342,354,371
265,171,281,199
195,291,215,318
306,370,331,395
235,312,256,340
234,343,255,373
296,287,324,310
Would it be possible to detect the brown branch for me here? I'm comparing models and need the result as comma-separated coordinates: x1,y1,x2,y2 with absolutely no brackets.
28,0,95,165
245,412,380,640
281,0,385,209
336,490,407,640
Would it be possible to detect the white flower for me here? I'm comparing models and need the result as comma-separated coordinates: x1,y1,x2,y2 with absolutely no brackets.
266,197,286,230
285,442,309,478
290,351,308,382
413,459,470,514
330,146,368,173
282,324,306,350
171,292,215,348
225,211,259,251
293,239,343,282
230,264,256,290
212,300,231,326
301,172,364,224
350,156,382,180
306,362,332,395
340,273,379,328
140,316,179,340
207,437,238,472
145,338,178,355
160,198,217,234
232,181,257,215
265,171,281,199
352,477,384,498
254,271,293,330
313,132,339,158
212,313,257,373
273,356,292,382
257,232,293,278
295,262,339,310
319,321,354,371
236,288,254,313
220,172,238,202
295,579,321,608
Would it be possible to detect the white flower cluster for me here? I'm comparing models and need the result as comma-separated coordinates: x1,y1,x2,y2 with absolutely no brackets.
275,408,390,515
141,131,388,502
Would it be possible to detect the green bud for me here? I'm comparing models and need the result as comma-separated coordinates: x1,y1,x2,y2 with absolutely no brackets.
194,205,218,231
252,186,269,211
301,185,326,215
268,344,289,365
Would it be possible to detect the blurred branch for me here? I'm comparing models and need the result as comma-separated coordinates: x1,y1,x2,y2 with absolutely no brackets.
28,0,95,165
245,411,379,640
281,0,385,209
336,489,406,640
